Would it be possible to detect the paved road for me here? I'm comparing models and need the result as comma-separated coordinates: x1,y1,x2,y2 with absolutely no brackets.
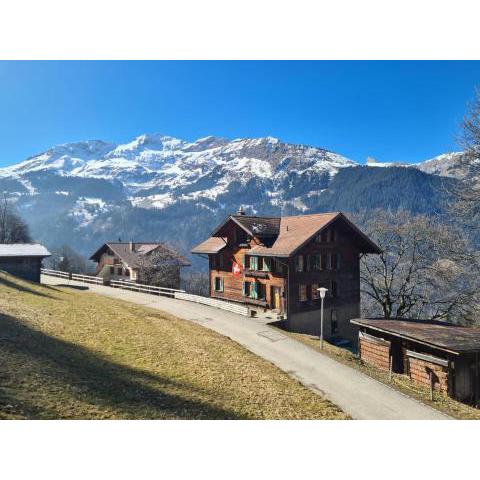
42,275,451,420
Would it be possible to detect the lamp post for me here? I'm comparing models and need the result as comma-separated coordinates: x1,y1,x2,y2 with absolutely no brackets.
317,287,328,349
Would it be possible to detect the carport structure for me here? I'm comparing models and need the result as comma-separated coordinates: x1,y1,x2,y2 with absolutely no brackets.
351,318,480,405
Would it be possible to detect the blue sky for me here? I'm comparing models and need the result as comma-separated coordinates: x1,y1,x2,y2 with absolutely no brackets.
0,60,479,167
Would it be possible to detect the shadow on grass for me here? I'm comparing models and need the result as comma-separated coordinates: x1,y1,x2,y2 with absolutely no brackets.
0,312,243,420
52,284,90,291
0,274,56,299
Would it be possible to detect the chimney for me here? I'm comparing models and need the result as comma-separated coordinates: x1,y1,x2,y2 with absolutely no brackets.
237,205,246,216
129,241,135,252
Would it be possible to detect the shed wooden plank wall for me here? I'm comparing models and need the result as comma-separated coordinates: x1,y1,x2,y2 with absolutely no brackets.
359,336,391,371
407,357,449,394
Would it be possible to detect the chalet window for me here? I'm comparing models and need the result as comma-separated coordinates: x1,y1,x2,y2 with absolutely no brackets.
249,256,259,271
117,267,123,275
211,256,217,268
257,282,266,300
250,281,259,300
311,283,320,300
331,280,338,298
331,310,338,334
330,253,341,270
242,281,251,297
314,253,321,271
295,255,304,272
299,284,308,302
262,257,271,272
242,255,246,268
214,277,224,292
218,254,224,269
321,254,328,270
305,255,313,272
320,230,328,242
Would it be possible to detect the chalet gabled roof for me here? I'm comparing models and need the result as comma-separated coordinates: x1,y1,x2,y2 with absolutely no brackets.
192,212,381,257
190,237,227,255
0,243,51,258
90,242,191,268
227,215,280,237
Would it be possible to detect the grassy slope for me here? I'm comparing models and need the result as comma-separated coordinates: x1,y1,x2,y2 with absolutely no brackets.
0,272,347,420
278,329,480,420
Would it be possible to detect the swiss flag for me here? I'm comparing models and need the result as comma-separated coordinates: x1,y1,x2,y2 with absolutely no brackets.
232,261,242,278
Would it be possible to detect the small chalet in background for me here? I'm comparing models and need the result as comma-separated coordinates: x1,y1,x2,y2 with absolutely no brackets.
192,209,380,342
0,243,51,283
90,242,190,288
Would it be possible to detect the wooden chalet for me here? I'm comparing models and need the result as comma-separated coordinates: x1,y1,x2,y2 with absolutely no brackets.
90,242,190,288
0,243,51,283
192,210,381,342
352,318,480,405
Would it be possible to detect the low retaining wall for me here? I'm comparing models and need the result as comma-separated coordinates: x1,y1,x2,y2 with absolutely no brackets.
174,292,249,316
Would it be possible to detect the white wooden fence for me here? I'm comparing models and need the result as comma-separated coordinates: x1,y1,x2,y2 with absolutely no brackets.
40,268,70,279
71,273,105,285
41,268,248,315
110,279,184,298
174,292,249,316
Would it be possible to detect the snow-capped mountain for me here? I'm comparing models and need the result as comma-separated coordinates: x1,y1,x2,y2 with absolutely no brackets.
0,133,472,259
0,134,356,212
416,151,480,183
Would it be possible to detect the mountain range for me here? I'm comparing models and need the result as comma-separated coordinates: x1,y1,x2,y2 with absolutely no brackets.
0,134,476,265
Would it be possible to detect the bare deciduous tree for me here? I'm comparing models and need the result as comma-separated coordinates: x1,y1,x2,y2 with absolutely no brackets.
0,194,31,244
135,245,185,289
449,88,480,228
182,271,209,296
353,210,478,325
46,245,92,274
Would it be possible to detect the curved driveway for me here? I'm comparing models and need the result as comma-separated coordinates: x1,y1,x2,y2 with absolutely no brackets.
42,275,451,420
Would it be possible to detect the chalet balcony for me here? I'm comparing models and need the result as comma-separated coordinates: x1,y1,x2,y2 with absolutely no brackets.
246,297,268,308
244,269,269,279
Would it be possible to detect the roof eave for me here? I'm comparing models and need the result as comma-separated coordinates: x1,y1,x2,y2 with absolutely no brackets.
350,319,463,355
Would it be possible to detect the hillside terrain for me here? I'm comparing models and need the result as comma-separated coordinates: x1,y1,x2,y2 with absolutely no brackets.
0,272,347,419
0,134,473,263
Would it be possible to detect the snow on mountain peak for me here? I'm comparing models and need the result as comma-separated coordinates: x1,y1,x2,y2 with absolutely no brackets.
0,133,360,208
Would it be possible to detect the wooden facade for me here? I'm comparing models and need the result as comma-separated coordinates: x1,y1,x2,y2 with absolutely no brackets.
0,244,51,283
193,211,381,342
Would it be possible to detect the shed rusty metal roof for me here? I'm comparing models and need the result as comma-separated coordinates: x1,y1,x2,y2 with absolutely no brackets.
351,318,480,354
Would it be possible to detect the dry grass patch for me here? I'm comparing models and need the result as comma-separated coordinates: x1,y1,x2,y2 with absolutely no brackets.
276,328,480,420
0,273,347,420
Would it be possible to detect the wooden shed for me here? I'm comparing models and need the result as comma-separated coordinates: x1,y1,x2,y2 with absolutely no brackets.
0,243,51,283
351,318,480,406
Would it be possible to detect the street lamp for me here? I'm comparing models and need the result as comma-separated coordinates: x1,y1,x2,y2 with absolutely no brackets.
317,287,328,349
